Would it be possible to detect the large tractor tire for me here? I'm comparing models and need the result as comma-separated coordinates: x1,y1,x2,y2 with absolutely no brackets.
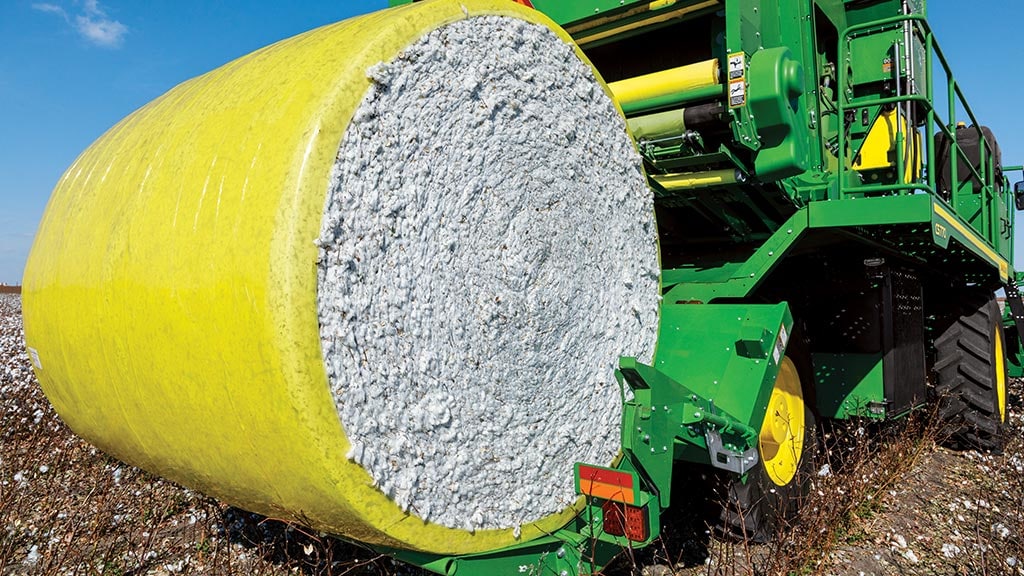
717,355,818,543
934,291,1008,451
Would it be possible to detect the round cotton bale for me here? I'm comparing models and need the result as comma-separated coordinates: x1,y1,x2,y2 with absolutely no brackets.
22,0,659,554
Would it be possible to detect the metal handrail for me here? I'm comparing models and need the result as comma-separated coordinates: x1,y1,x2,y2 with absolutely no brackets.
836,12,1001,246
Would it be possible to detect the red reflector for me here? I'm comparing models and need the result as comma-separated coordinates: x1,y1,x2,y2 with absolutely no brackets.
576,464,637,504
602,500,649,542
512,0,535,7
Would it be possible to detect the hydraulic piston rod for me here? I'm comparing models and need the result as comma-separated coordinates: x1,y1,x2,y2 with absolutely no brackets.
650,169,744,192
627,102,728,141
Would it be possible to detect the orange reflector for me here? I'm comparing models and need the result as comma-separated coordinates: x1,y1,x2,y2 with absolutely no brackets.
601,500,649,542
575,464,638,505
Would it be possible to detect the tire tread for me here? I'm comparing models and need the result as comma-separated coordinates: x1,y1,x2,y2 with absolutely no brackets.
933,290,1005,451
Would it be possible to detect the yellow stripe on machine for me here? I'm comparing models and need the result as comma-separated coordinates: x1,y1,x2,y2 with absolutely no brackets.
608,59,720,110
933,204,1010,280
21,0,586,555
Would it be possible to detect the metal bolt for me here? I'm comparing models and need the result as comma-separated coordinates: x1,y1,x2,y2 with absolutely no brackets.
557,548,566,559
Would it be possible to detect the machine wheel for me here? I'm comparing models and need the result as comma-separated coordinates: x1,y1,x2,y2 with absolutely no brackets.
933,291,1007,451
717,356,818,543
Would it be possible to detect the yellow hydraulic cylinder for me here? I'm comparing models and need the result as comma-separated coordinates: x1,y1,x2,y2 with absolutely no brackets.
651,169,742,191
21,0,590,555
608,59,720,112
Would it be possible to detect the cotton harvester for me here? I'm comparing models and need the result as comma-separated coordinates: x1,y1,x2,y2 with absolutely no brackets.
22,0,1023,574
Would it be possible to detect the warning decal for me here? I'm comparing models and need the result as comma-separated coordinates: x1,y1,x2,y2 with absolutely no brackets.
727,52,745,80
729,79,746,108
773,323,789,364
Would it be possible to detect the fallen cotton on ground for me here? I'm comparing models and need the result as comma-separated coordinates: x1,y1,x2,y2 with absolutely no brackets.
0,294,416,575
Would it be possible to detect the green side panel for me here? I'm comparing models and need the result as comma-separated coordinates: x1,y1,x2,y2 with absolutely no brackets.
932,201,1011,281
848,30,906,88
813,352,886,420
653,302,793,438
613,302,791,511
808,194,932,227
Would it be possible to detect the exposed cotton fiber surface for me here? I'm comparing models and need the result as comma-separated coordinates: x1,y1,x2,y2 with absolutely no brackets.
316,15,658,532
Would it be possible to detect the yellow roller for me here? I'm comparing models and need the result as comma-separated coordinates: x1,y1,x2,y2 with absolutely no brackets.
21,0,594,555
608,59,720,110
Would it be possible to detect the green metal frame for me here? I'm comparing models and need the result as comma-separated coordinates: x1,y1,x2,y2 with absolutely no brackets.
835,13,1012,267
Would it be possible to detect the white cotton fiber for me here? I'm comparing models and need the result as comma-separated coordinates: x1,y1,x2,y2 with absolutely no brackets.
316,15,659,532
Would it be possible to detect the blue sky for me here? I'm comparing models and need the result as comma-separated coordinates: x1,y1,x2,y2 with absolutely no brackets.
0,0,1021,284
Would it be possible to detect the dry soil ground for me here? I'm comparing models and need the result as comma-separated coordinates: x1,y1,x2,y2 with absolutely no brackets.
2,293,1022,575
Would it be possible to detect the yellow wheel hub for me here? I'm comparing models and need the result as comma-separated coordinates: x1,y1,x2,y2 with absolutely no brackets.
759,357,806,487
995,327,1007,423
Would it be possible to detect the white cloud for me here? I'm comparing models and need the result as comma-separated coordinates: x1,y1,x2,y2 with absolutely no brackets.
31,3,67,16
75,14,127,47
33,0,127,48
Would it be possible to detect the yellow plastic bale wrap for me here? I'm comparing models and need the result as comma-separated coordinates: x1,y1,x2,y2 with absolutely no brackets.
21,0,603,554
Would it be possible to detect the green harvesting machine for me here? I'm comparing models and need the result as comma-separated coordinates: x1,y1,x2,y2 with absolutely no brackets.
382,0,1022,573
